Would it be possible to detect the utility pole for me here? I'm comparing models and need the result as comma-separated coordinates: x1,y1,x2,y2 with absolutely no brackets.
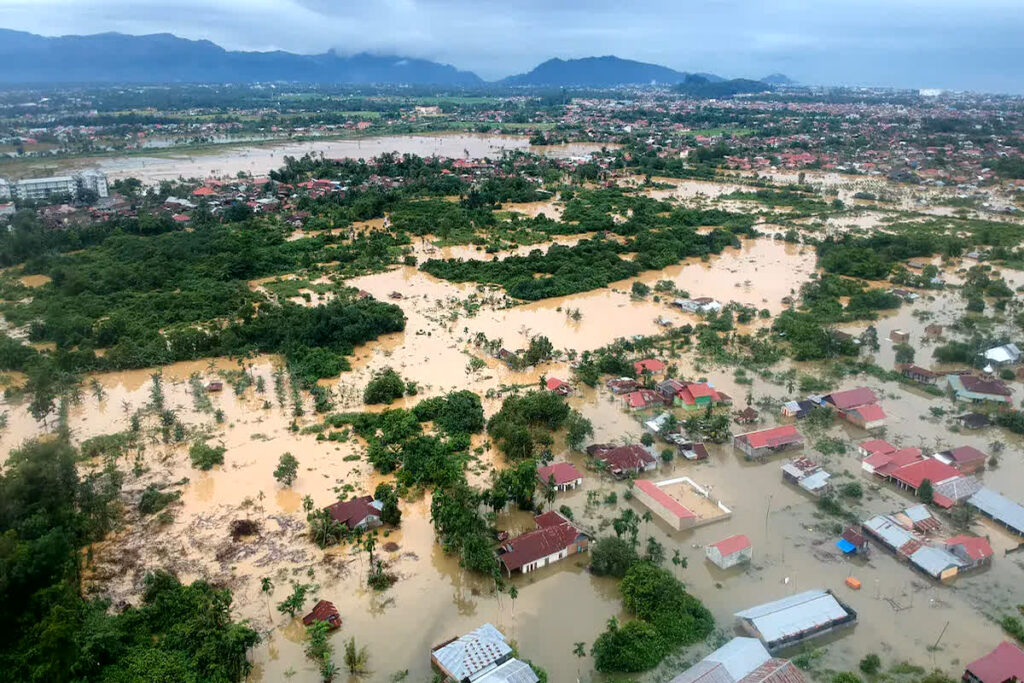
932,621,950,651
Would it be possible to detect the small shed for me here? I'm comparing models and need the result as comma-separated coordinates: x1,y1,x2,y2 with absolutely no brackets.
889,329,910,343
706,534,752,569
206,381,224,392
302,600,341,629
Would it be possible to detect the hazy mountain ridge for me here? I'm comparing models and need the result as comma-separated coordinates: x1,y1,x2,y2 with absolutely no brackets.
0,29,792,89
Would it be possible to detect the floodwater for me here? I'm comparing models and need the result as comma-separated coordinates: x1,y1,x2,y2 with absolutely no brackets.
43,134,613,185
2,184,1023,682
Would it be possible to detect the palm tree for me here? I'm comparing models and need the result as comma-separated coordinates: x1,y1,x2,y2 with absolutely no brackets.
509,585,518,618
261,576,274,620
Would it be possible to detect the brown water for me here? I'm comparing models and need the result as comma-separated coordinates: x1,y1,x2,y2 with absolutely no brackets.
40,134,613,185
2,183,1023,682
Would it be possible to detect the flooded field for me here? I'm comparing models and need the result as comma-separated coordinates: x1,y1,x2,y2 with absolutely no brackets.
18,134,614,185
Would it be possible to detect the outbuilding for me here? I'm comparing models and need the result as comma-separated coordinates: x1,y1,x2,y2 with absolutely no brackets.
706,534,752,569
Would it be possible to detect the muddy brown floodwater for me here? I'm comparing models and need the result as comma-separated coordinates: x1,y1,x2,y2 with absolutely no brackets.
2,203,1023,681
32,133,615,186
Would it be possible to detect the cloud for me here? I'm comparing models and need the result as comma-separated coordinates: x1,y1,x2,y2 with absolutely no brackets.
0,0,1021,91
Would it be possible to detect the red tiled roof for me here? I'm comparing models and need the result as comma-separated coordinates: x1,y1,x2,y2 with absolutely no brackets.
635,480,696,520
595,444,656,472
965,642,1024,683
860,439,896,456
546,377,569,391
325,496,377,529
711,534,751,556
959,375,1012,396
634,358,666,374
534,510,568,528
192,186,216,196
889,458,960,489
826,387,879,410
869,447,924,474
945,535,994,561
740,425,803,450
302,600,340,627
498,513,582,571
537,462,581,486
850,403,886,422
941,445,987,465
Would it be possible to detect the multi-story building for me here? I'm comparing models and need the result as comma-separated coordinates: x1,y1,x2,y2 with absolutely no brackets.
1,170,109,202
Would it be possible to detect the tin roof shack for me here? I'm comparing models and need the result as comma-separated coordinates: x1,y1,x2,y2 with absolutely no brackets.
706,534,752,569
968,488,1024,538
302,600,341,630
430,623,539,683
734,589,857,653
536,462,582,491
587,443,658,478
963,641,1024,683
496,511,588,576
733,425,804,462
668,637,807,683
861,514,963,582
781,459,832,497
634,477,732,532
935,446,988,474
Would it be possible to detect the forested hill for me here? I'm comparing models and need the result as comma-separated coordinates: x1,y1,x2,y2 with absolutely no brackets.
501,56,717,87
0,29,483,85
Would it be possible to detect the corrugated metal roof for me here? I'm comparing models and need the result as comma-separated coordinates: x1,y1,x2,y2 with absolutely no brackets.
909,546,963,577
969,487,1024,534
863,515,915,550
433,623,512,681
474,658,540,683
669,638,770,683
798,470,831,492
734,590,851,645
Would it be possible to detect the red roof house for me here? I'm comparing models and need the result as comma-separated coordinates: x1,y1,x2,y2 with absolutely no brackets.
192,186,217,197
935,446,988,474
497,511,588,575
536,462,582,491
887,458,961,493
945,535,994,570
326,496,383,530
545,377,572,396
845,403,887,430
302,600,341,629
706,534,752,569
858,439,896,459
733,425,804,461
824,387,879,410
634,358,666,375
863,447,925,476
963,642,1024,683
586,444,657,477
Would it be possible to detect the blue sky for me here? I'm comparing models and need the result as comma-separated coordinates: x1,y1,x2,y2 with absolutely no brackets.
1,0,1023,92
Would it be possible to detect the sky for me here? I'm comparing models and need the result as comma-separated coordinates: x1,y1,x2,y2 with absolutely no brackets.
1,0,1023,93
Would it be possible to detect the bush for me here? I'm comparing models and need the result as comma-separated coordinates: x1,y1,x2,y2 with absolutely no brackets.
860,654,882,675
189,441,226,470
274,452,299,486
363,367,406,404
138,485,180,515
591,618,664,672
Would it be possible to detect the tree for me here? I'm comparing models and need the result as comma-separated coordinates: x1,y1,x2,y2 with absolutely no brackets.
565,410,594,450
509,585,519,617
918,478,934,504
277,582,313,618
640,432,654,447
894,343,915,364
590,537,640,578
374,482,402,526
274,452,299,486
860,654,882,675
363,367,406,404
573,641,587,680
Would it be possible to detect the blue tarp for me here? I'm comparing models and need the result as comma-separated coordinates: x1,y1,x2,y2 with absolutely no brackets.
836,538,856,554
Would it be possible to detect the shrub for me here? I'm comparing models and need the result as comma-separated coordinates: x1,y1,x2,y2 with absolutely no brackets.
363,367,406,404
189,441,226,470
590,537,640,578
859,654,881,675
274,452,299,486
138,485,180,515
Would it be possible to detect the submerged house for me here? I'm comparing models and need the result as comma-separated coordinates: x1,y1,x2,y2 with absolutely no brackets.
861,514,963,581
981,343,1021,367
733,425,804,461
634,358,667,376
735,589,857,653
587,443,658,477
962,641,1024,683
326,495,384,530
935,446,988,474
496,511,588,576
545,377,572,396
706,534,752,569
781,459,832,497
897,364,938,385
946,374,1013,406
668,637,806,683
536,462,582,491
634,477,732,532
945,535,994,572
967,488,1024,538
431,623,539,683
823,387,886,430
302,600,341,630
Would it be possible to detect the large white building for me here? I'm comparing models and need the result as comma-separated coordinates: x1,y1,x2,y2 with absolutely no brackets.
1,170,109,202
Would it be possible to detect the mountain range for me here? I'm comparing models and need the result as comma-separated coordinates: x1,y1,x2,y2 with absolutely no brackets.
0,29,792,89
